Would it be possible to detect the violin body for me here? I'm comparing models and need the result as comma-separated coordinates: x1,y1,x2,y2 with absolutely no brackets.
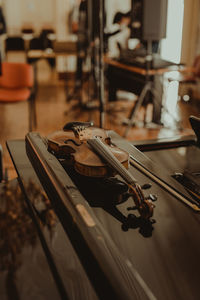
47,122,155,220
47,127,129,177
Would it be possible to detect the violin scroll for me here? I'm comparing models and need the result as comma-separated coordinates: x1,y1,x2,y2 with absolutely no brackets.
128,184,155,220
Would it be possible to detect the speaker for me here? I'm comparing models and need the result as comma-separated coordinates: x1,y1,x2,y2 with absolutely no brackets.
131,0,168,41
143,0,168,40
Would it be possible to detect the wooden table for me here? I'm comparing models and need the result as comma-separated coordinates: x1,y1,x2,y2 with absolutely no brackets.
5,140,98,300
105,57,181,124
26,48,78,81
6,131,200,300
104,56,179,76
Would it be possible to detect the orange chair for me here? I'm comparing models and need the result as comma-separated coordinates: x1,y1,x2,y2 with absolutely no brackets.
0,62,36,131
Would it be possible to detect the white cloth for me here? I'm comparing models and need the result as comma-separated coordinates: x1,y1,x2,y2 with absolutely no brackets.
105,0,131,28
108,26,130,58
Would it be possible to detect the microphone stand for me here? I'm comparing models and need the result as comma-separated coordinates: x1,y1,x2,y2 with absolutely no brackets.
98,0,105,128
86,0,100,117
67,0,100,118
87,0,93,105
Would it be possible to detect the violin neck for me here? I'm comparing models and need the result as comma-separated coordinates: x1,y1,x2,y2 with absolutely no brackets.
87,137,137,186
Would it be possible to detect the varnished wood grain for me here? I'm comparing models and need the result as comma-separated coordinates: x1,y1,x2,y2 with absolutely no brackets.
19,132,200,300
7,140,99,300
0,179,62,300
104,56,179,75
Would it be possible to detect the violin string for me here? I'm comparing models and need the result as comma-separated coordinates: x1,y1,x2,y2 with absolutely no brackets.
88,138,138,185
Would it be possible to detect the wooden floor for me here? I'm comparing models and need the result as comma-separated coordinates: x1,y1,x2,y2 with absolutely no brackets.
0,57,199,179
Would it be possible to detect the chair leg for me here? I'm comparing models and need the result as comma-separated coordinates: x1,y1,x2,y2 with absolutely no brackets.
28,98,33,132
34,102,37,129
28,93,37,132
32,93,37,129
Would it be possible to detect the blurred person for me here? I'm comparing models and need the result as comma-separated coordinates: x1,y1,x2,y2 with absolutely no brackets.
107,11,131,58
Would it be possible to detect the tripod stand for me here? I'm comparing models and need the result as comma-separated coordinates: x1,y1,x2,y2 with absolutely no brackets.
123,40,163,137
66,0,94,107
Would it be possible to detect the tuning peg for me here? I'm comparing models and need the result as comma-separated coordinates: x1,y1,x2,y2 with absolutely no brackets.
141,183,152,190
146,194,158,202
127,206,138,211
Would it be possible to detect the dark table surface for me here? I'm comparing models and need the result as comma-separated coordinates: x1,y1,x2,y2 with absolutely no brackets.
5,140,98,300
6,134,200,300
0,178,62,300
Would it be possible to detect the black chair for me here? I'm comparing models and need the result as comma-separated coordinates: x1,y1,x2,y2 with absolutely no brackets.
5,37,25,54
39,30,55,68
27,38,43,64
27,37,55,68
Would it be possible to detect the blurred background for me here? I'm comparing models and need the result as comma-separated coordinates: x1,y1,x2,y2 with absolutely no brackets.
0,0,200,178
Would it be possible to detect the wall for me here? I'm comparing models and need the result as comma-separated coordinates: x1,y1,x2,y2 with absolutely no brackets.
3,0,69,39
181,0,200,65
55,0,71,40
3,0,132,38
3,0,200,67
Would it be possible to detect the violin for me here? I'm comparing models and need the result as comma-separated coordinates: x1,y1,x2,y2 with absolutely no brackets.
47,122,155,220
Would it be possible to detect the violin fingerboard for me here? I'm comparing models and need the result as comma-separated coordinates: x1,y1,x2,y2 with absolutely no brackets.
87,138,137,185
